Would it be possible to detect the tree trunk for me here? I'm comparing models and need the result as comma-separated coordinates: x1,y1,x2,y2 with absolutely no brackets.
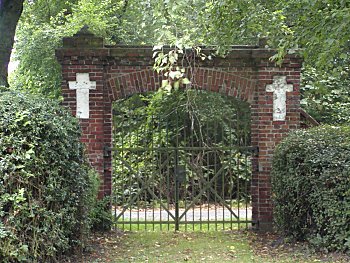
0,0,24,87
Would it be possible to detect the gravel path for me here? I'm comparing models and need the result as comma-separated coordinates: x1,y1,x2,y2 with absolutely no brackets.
114,206,252,221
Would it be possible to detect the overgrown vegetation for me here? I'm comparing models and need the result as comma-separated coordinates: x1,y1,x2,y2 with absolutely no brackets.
272,125,350,252
0,92,99,262
90,196,114,232
301,64,350,125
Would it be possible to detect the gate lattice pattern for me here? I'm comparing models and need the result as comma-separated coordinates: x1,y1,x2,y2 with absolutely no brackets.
112,91,252,231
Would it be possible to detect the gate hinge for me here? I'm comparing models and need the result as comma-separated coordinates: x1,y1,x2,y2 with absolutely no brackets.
103,146,111,157
252,146,259,156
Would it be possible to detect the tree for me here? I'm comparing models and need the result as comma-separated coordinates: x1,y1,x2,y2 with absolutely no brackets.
3,0,350,123
10,0,126,98
0,0,24,87
301,63,350,124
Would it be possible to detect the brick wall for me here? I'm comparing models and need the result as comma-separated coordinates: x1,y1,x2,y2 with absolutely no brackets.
251,52,302,230
56,29,302,230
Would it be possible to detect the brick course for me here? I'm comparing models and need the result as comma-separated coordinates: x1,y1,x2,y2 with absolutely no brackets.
56,30,302,230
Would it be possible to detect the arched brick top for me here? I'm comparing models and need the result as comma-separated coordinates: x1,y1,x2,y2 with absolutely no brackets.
56,30,303,231
107,67,257,103
107,68,160,101
189,68,257,102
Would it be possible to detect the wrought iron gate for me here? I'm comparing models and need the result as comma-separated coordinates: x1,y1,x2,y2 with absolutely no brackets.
112,91,252,231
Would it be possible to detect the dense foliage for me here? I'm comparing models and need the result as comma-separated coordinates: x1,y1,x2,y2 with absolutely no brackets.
301,64,350,125
0,92,99,262
4,0,348,123
0,0,344,124
272,126,350,251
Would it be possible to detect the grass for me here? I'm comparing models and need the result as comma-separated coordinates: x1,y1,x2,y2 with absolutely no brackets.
67,230,350,263
109,231,253,262
82,231,255,263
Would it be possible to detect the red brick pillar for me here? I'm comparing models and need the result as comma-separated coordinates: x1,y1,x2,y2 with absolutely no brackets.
56,28,112,198
251,52,302,231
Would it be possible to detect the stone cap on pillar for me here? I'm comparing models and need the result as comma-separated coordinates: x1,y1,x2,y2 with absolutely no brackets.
62,25,104,48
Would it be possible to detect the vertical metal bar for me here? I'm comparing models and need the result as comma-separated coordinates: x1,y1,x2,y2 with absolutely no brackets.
136,115,140,231
150,113,157,231
113,195,116,230
158,115,163,231
214,122,218,231
112,113,116,230
198,125,202,231
183,119,187,232
144,112,148,231
175,110,180,231
191,133,195,231
229,126,233,230
237,151,241,230
245,153,249,229
166,120,170,231
206,121,210,231
222,123,225,230
175,148,180,231
159,149,163,231
128,114,133,232
121,113,125,231
235,104,240,230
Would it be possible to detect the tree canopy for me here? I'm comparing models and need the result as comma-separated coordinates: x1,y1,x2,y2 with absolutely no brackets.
0,0,349,123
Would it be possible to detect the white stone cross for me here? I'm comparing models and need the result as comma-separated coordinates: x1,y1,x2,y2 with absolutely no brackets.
266,76,293,121
68,73,96,119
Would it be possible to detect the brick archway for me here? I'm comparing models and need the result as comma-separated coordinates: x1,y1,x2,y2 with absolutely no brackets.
107,67,256,102
56,29,302,231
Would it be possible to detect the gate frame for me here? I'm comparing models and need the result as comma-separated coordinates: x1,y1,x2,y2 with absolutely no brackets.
111,101,254,231
56,28,302,231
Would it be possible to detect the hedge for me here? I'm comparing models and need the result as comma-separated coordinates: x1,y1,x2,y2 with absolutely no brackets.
0,92,99,262
272,125,350,251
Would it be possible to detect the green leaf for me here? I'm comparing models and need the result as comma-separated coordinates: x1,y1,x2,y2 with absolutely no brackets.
182,78,191,85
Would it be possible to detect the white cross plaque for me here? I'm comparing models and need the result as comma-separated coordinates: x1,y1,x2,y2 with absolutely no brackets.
266,76,293,121
68,73,96,119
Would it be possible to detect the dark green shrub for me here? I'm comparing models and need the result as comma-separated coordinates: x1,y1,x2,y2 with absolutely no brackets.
89,196,113,232
272,125,350,251
0,92,99,262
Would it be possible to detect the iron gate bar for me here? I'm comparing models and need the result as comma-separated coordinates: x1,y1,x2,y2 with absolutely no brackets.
178,152,243,221
112,100,253,231
114,153,176,221
113,147,252,224
113,150,176,221
177,162,226,219
113,146,252,228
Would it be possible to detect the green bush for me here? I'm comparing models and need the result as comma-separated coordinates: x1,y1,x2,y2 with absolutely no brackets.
272,125,350,252
89,196,113,232
0,92,99,262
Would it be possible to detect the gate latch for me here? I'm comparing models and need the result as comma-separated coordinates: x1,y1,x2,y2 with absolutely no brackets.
175,165,186,184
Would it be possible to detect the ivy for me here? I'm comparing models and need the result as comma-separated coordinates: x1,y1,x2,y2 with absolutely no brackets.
0,92,99,262
272,125,350,252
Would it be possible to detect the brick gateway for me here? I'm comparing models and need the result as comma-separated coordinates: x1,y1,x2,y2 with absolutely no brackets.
56,29,302,231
